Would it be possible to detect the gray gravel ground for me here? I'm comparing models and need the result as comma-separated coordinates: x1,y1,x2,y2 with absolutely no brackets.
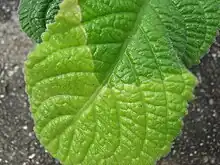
1,0,220,165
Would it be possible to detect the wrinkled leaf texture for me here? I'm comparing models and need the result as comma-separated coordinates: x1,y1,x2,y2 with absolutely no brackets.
19,0,220,164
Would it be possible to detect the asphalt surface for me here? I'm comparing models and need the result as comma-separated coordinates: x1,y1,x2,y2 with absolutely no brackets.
1,0,220,165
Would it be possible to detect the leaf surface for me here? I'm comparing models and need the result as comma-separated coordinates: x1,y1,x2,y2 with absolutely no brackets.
23,0,220,164
19,0,61,42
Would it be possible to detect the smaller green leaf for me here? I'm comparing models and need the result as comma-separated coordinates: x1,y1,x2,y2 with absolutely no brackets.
18,0,61,42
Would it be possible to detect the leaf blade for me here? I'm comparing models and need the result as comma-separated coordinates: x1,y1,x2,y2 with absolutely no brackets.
23,0,220,164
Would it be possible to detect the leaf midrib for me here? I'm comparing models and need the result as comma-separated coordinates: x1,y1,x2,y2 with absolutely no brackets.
76,0,151,119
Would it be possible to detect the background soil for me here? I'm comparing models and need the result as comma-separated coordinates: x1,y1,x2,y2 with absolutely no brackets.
1,0,220,165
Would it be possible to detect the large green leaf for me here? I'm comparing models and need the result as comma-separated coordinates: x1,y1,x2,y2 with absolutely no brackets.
22,0,220,164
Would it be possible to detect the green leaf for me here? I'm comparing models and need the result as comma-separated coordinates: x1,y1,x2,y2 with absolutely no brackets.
18,0,61,42
23,0,220,164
